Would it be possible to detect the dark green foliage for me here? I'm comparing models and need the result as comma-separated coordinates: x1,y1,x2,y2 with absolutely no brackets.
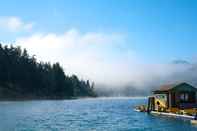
0,44,96,100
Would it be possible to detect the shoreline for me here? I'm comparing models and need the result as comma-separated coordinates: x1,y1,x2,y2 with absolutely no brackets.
0,96,97,102
0,96,147,102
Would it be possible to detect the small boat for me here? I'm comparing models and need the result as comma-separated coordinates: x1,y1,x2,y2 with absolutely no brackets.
134,105,147,112
134,108,141,112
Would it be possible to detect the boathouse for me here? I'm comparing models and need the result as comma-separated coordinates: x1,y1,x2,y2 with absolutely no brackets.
148,83,197,114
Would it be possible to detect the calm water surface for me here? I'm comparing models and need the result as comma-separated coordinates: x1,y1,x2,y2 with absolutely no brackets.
0,97,197,131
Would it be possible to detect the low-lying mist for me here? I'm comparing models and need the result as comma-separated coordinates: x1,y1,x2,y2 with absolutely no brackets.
94,60,197,97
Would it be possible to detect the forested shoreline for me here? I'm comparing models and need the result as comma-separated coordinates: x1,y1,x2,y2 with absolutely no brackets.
0,44,96,100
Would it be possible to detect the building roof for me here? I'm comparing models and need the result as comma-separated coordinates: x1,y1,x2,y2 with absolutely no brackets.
155,84,177,92
153,82,197,93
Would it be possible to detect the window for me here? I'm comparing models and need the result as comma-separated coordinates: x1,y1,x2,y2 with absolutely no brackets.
180,94,185,100
180,93,189,102
156,94,166,100
185,94,189,101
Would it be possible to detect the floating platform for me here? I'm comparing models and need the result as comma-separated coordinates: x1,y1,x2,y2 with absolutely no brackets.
150,111,194,120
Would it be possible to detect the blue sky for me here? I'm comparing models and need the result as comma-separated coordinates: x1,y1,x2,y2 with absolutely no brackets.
1,0,197,62
0,0,197,86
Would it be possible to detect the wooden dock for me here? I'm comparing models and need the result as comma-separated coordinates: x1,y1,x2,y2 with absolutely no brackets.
150,111,194,120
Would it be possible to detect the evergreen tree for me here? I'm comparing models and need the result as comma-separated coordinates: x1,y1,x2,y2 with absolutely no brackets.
0,43,96,99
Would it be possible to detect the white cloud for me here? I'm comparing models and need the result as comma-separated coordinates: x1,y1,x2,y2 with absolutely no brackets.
0,16,33,32
13,28,193,90
15,29,128,85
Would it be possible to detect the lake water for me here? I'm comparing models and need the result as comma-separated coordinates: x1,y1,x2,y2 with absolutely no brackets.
0,97,197,131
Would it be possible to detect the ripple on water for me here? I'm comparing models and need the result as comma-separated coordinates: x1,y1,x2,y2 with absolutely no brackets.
0,98,197,131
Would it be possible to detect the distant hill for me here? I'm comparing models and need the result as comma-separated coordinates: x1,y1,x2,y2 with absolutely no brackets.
172,60,190,65
0,44,96,100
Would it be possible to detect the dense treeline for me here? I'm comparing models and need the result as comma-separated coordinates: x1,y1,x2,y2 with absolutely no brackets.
0,44,96,100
